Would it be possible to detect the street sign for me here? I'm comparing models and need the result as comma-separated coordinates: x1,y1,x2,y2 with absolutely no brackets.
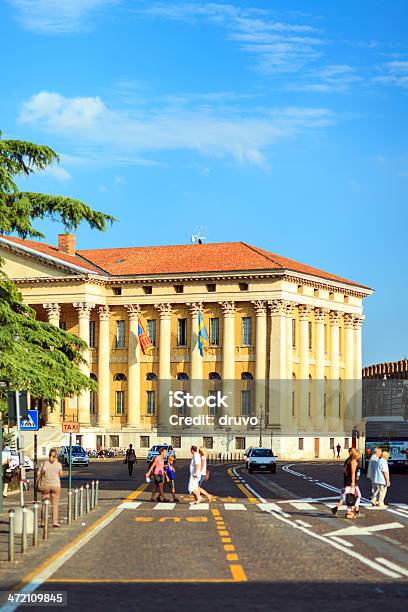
62,422,80,434
8,391,29,423
20,410,39,431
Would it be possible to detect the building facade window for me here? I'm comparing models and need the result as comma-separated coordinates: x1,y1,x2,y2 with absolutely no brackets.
110,435,119,447
298,437,304,451
113,287,122,295
330,437,335,449
206,283,216,292
113,373,127,381
59,321,66,331
208,390,217,416
140,435,150,448
171,436,181,449
174,284,184,293
308,321,313,350
292,319,296,348
323,392,327,418
235,436,246,450
292,390,296,417
344,437,350,449
241,390,251,416
239,282,249,291
203,436,213,449
59,398,65,417
89,320,96,348
90,373,97,415
324,324,328,353
143,286,152,294
146,372,158,381
210,318,219,345
115,390,125,415
242,317,252,346
308,392,312,418
146,391,155,415
116,320,125,348
177,318,187,346
147,319,156,345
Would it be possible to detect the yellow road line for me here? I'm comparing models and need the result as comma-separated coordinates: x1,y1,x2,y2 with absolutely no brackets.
211,507,247,583
230,564,247,581
235,483,258,503
46,578,239,583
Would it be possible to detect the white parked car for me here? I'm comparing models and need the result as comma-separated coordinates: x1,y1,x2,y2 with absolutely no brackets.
2,448,34,470
245,447,277,474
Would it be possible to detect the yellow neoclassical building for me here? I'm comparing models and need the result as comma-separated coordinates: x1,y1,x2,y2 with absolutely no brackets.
0,234,373,458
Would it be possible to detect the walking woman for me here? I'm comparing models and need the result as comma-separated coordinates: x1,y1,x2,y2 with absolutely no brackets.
198,447,212,503
331,448,361,519
189,445,201,504
39,449,63,528
146,446,167,502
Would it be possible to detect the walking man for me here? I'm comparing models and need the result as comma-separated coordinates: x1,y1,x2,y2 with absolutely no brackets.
367,447,381,499
371,450,391,508
125,444,137,476
336,443,342,459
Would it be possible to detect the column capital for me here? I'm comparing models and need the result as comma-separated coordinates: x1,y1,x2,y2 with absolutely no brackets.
285,301,296,317
186,301,203,314
298,304,312,321
219,301,235,315
353,314,364,329
329,310,342,326
251,300,267,316
155,303,172,319
125,304,142,320
268,299,287,316
314,307,328,323
343,313,355,329
98,305,110,321
43,303,61,319
73,302,95,318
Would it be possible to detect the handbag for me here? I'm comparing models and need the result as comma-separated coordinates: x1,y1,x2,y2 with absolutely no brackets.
204,468,210,482
345,492,356,506
36,467,47,493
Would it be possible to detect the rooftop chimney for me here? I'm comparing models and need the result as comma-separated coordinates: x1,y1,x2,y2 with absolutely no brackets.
58,233,76,256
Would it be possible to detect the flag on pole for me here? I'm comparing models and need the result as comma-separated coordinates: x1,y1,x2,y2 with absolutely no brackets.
138,320,153,354
197,311,209,357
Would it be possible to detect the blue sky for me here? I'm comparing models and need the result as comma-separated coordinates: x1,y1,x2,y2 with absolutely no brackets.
0,0,407,366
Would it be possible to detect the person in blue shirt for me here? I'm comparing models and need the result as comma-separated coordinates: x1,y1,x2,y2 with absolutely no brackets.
164,455,179,502
372,450,391,508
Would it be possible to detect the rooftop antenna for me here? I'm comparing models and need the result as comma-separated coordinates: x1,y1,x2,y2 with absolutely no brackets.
191,226,207,244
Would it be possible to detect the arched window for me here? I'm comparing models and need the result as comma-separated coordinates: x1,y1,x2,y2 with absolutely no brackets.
241,372,253,380
146,372,158,381
176,372,189,381
113,373,127,382
209,372,221,380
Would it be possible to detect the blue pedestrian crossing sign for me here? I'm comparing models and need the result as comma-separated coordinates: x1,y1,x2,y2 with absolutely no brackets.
20,410,39,431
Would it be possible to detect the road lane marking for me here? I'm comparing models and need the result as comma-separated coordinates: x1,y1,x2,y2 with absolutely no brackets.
279,496,339,503
135,517,154,522
231,467,404,581
295,520,313,528
119,501,142,509
329,536,354,548
154,502,176,510
325,522,404,538
258,503,291,517
211,507,247,582
290,502,317,511
229,565,247,581
375,558,408,577
224,503,247,511
227,554,239,561
189,503,209,510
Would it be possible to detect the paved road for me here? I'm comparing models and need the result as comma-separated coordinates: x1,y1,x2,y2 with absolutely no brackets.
1,459,407,611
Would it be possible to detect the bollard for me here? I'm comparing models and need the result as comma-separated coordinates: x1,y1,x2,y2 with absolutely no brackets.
79,486,84,517
91,480,95,509
86,484,90,514
33,503,39,547
21,506,28,554
95,480,99,507
8,509,15,562
43,499,49,540
74,488,79,520
67,490,73,525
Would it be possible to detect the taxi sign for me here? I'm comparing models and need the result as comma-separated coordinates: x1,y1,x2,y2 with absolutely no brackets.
62,422,80,434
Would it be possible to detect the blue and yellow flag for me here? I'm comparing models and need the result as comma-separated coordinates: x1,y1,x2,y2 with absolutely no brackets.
197,311,209,357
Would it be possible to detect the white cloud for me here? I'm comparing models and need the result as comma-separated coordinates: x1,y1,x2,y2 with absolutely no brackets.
43,165,72,180
289,64,363,93
139,3,324,75
8,0,117,34
374,60,408,88
19,90,336,170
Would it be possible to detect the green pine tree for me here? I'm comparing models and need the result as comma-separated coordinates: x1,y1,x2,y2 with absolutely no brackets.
0,130,116,416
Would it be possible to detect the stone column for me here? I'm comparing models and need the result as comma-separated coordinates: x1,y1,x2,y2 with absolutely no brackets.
314,307,327,430
268,300,287,428
329,310,341,429
155,303,172,429
353,315,364,428
43,303,61,425
219,301,235,417
97,306,110,428
298,304,311,427
126,305,141,428
73,302,95,426
252,300,267,416
187,302,203,415
343,313,355,427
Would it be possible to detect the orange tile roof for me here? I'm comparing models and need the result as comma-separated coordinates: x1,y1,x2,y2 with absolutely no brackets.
0,236,371,289
0,236,103,274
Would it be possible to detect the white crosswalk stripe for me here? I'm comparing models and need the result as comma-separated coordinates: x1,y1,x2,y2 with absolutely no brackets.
290,502,317,511
224,503,247,511
189,503,209,510
154,502,176,510
118,501,142,509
